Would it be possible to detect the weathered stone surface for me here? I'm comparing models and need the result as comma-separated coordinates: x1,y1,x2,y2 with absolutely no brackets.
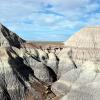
47,53,59,74
37,49,48,63
52,60,99,98
1,23,100,100
64,27,100,67
0,23,25,48
64,26,100,48
0,47,26,100
51,68,81,96
0,47,53,100
61,79,100,100
0,23,58,100
57,48,76,78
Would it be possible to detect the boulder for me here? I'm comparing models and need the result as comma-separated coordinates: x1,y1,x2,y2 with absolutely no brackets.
57,48,76,78
51,68,81,96
37,49,48,63
47,53,59,74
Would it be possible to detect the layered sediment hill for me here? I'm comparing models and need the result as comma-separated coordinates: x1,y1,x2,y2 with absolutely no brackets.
62,27,100,67
52,26,100,100
64,26,100,48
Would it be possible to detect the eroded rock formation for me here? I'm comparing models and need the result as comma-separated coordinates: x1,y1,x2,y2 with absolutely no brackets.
52,26,100,100
0,23,57,100
0,23,25,48
0,24,100,100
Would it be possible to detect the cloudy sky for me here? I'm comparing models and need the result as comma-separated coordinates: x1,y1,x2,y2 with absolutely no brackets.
0,0,100,41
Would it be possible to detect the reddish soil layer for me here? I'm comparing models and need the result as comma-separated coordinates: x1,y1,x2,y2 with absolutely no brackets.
21,41,64,50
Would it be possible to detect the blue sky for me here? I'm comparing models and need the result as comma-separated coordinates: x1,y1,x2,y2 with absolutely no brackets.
0,0,100,41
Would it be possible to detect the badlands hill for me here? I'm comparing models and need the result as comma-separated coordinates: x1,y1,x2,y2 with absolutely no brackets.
0,23,62,100
64,26,100,48
0,23,100,100
52,26,100,100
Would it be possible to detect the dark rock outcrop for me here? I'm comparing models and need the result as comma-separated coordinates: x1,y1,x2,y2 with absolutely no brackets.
0,23,25,48
0,24,56,100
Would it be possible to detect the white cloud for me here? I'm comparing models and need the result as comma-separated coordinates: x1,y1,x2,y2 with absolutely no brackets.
0,0,100,40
